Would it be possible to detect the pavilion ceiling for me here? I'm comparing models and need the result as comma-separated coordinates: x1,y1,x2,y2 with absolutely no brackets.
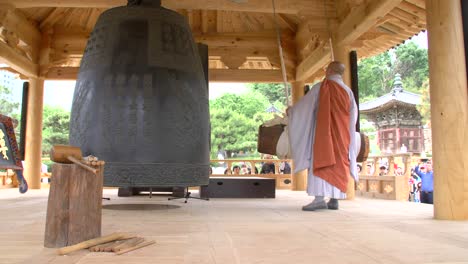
0,0,426,82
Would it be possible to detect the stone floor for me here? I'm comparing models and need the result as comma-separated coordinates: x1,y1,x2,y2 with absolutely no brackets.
0,188,467,264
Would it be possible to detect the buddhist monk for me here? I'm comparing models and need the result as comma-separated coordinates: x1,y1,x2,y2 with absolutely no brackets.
288,61,358,211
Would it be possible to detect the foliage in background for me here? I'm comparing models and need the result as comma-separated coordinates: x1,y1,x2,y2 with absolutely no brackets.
247,83,290,106
210,91,273,158
358,40,429,100
394,42,429,93
0,85,19,117
416,80,431,125
42,105,70,155
358,52,394,101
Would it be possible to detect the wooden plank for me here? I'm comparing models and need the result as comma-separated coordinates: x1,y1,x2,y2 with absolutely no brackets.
335,0,403,45
1,0,327,14
398,1,426,20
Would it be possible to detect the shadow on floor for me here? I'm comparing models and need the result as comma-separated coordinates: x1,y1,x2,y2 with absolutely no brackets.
102,203,180,210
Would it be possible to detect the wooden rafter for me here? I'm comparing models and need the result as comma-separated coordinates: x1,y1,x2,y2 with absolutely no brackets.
40,8,69,29
335,0,403,45
0,41,38,77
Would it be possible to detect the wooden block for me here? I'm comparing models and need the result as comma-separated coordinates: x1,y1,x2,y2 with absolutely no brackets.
200,177,275,198
44,163,104,248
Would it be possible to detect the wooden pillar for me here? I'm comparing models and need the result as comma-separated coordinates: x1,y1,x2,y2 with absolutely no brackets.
332,43,355,200
291,81,307,191
426,0,468,220
462,0,468,82
24,77,44,189
350,50,360,132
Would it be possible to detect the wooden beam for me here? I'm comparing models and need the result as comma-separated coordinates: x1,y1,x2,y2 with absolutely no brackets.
0,0,328,14
210,69,283,83
403,0,425,10
197,31,295,49
51,29,295,61
335,0,403,45
276,14,297,33
46,67,284,83
0,41,38,77
0,8,41,62
45,67,79,80
295,42,330,81
40,8,69,29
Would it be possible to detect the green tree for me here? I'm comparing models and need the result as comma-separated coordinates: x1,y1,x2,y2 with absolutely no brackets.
247,83,290,106
0,85,19,116
394,41,429,92
358,40,429,100
210,91,272,157
358,52,394,101
417,79,431,125
42,105,70,154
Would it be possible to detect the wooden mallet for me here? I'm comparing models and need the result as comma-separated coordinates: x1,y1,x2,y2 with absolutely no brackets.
50,145,98,174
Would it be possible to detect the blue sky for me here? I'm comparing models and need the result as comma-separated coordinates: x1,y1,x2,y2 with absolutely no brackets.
10,31,427,111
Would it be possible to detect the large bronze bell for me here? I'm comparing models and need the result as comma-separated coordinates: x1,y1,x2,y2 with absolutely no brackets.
69,0,210,188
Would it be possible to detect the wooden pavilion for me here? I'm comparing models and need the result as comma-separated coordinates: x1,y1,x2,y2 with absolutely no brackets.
360,73,424,154
0,0,466,220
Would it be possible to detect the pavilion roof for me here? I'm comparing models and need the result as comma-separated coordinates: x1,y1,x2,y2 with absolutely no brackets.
0,0,427,83
360,73,422,113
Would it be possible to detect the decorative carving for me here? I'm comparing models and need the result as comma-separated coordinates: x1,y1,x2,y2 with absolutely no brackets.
369,182,378,192
105,163,210,187
384,184,394,193
357,182,364,191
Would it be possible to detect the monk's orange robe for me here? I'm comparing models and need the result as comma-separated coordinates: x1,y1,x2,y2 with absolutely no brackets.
313,79,351,193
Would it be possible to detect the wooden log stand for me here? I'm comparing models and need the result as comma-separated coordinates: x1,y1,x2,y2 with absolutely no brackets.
44,163,104,248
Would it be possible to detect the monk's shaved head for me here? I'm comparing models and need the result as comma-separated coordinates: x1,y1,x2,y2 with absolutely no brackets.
326,61,345,76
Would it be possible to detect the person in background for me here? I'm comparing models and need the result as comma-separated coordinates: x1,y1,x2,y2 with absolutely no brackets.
400,144,408,153
279,161,291,174
378,166,387,176
260,154,276,174
414,160,433,204
232,165,241,175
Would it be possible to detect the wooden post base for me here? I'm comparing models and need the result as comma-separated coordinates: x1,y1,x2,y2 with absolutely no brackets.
44,163,104,248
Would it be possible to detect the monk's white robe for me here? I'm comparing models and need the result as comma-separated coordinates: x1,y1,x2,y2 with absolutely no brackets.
289,74,358,198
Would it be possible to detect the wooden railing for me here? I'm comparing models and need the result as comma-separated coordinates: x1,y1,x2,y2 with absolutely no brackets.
0,170,18,189
0,159,296,190
210,159,294,190
356,153,416,201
